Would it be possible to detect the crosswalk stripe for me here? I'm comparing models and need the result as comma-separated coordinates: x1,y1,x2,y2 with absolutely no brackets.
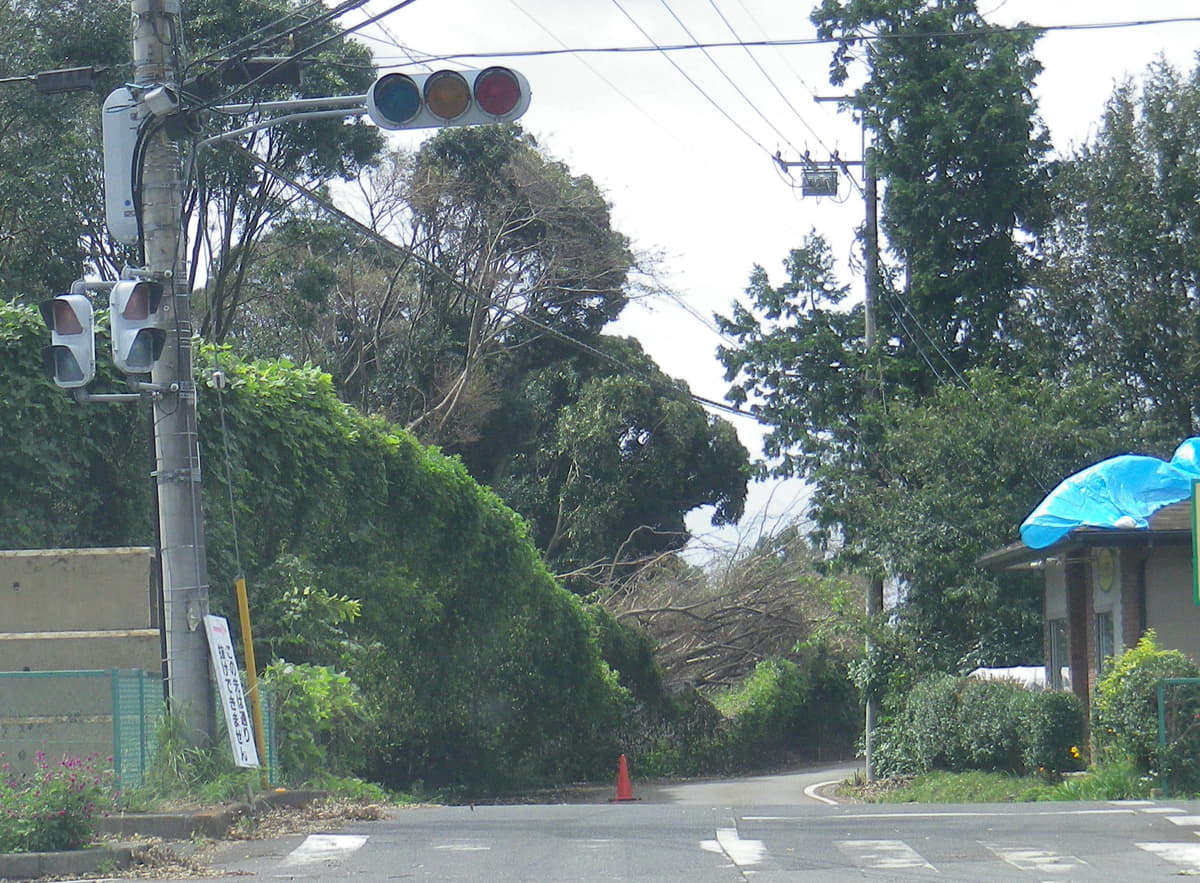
282,833,369,865
1138,842,1200,870
836,839,934,871
983,842,1087,873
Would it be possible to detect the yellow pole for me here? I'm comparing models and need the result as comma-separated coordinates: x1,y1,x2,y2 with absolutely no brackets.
235,577,270,789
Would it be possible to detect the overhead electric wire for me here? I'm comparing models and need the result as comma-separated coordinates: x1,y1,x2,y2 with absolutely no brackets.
609,0,775,159
200,0,420,109
185,0,329,72
224,143,754,423
506,0,671,138
706,0,832,155
653,0,804,156
402,15,1200,64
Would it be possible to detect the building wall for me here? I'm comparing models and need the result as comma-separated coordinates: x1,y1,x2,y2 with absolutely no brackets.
1145,544,1200,662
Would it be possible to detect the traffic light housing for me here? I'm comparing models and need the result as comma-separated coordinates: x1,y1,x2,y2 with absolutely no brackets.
366,66,530,131
39,294,95,389
110,280,166,374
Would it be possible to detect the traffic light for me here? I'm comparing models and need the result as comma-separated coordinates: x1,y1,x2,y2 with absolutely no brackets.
110,280,166,374
39,294,95,389
366,66,530,131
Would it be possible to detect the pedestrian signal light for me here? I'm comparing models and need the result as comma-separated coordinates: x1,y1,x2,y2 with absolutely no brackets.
39,294,95,389
366,66,530,131
110,280,166,374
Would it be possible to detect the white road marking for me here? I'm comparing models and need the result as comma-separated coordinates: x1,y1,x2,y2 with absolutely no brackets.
432,840,491,851
1166,815,1200,826
282,833,369,865
837,839,934,871
803,779,840,806
700,827,767,867
1139,841,1200,870
1140,806,1184,814
745,808,1138,822
984,842,1088,873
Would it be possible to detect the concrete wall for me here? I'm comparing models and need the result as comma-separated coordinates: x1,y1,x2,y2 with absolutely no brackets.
0,547,160,673
0,548,163,780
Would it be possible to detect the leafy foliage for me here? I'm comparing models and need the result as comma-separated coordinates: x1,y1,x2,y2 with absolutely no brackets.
1093,631,1200,774
0,752,112,853
874,674,1084,777
261,662,369,785
812,0,1050,372
1029,59,1200,441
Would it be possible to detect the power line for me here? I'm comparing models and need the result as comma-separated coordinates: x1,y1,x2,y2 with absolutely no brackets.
390,16,1200,64
609,0,774,159
705,0,832,155
653,0,804,156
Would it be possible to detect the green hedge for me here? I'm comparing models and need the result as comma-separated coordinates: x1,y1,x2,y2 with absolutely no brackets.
876,674,1085,777
0,303,628,792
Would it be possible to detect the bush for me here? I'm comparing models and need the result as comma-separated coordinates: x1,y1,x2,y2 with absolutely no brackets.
1023,688,1086,775
1093,631,1200,772
719,659,811,764
262,661,371,785
902,674,964,771
957,679,1033,773
0,753,112,853
876,674,1083,777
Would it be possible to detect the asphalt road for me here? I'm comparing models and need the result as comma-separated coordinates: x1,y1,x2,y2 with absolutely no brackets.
144,766,1200,881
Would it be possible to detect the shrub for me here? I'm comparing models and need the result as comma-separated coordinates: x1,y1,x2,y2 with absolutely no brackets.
0,753,112,853
1023,688,1086,775
900,674,964,771
876,675,1083,777
1093,631,1200,772
719,658,811,764
957,679,1033,773
262,661,371,785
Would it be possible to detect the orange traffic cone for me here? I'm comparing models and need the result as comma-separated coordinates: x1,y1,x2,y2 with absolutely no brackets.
610,753,639,802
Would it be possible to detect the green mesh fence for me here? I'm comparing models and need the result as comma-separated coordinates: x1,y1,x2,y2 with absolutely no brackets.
0,669,161,791
1156,678,1200,797
0,669,277,791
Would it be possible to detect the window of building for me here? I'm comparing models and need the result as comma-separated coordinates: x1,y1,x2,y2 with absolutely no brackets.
1096,611,1115,675
1049,618,1070,690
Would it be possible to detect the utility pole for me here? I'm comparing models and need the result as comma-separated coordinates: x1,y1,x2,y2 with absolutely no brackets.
132,0,215,743
777,102,885,781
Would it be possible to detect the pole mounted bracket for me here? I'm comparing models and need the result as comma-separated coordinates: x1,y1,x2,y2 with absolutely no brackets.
132,0,181,15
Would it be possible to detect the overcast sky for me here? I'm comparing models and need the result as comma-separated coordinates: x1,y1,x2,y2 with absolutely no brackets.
341,0,1200,559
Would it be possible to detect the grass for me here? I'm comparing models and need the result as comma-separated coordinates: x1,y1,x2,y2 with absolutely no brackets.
845,762,1157,804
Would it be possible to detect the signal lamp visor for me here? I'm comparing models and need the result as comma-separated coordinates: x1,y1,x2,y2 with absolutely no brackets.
52,300,84,335
371,73,421,126
122,282,158,320
475,68,522,116
52,348,85,383
425,71,470,120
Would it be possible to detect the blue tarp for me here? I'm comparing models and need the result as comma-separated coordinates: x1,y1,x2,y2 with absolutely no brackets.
1020,438,1200,550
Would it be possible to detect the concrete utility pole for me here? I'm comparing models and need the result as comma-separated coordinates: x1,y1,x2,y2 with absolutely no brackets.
777,103,885,781
132,0,215,743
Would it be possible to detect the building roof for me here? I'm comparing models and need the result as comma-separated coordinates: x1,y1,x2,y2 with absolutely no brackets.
980,500,1193,571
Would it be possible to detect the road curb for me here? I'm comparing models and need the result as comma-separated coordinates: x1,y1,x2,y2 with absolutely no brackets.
0,840,146,881
0,790,329,881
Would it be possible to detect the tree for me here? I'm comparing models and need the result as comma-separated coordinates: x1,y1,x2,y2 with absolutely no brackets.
1026,59,1200,443
0,0,131,296
183,0,383,342
231,127,634,446
811,0,1051,378
829,368,1133,671
483,336,749,588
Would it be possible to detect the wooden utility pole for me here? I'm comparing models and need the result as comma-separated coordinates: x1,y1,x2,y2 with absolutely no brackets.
132,0,215,743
